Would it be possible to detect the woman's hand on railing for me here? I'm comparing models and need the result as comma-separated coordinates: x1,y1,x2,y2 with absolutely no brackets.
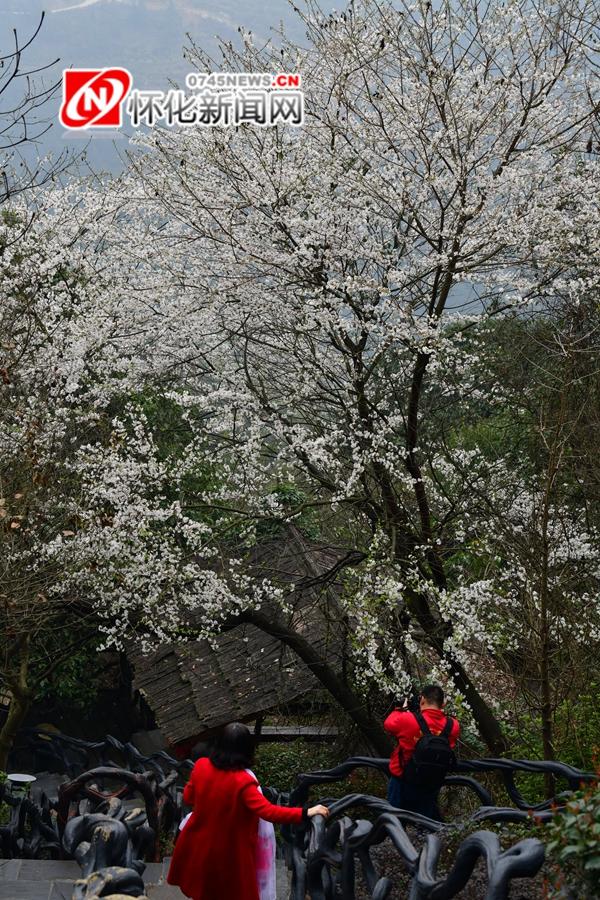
307,804,329,818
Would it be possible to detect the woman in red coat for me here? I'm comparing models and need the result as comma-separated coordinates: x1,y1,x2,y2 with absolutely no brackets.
167,722,329,900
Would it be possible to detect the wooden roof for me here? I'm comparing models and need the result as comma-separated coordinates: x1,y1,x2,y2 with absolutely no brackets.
128,527,345,746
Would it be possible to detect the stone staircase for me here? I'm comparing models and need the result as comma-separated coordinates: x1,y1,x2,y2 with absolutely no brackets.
0,859,84,900
0,857,291,899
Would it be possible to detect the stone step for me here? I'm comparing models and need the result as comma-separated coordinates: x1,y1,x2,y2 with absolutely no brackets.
145,859,290,899
146,887,186,899
0,857,291,899
0,880,74,899
0,859,78,900
145,857,194,898
0,859,80,882
277,858,291,900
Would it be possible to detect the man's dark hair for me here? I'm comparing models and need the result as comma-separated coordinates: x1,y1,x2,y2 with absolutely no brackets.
421,684,445,708
209,722,255,770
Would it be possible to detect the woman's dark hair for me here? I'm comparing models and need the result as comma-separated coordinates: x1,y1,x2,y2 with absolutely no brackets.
209,722,255,771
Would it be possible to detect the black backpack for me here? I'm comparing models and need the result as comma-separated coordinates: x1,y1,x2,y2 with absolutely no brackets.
402,711,457,789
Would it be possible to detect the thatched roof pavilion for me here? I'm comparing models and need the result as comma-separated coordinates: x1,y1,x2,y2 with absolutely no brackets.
128,527,346,751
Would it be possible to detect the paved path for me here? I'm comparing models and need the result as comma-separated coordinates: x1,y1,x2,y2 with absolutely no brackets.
0,856,291,899
135,858,290,899
0,859,80,899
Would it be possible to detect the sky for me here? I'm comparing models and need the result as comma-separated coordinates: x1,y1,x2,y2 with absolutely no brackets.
0,0,314,173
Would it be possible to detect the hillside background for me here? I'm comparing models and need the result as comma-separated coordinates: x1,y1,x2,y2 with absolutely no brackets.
1,0,311,172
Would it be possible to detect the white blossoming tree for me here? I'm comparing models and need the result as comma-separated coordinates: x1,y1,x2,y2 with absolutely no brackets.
108,0,599,753
4,0,600,764
0,186,265,765
0,186,163,767
445,301,600,779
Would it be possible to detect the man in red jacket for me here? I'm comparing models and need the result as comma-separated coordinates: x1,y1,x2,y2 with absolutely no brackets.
384,683,460,820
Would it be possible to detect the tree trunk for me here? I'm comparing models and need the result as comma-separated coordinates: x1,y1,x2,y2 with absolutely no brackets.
0,637,33,771
404,589,508,755
241,610,392,757
399,343,508,756
0,689,32,771
442,650,508,756
539,502,557,797
540,677,556,798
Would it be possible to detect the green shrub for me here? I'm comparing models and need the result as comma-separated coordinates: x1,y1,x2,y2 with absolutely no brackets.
254,740,336,792
0,771,9,826
441,818,540,863
254,740,388,801
544,778,600,899
34,646,101,711
503,692,600,805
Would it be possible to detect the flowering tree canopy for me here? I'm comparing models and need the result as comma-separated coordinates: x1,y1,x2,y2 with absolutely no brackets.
2,0,600,759
116,0,600,751
0,186,154,765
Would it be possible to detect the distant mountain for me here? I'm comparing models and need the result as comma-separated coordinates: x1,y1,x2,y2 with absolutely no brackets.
1,0,310,172
5,0,305,74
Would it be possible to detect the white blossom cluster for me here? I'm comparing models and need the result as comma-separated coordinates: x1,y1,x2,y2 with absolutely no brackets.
3,0,600,725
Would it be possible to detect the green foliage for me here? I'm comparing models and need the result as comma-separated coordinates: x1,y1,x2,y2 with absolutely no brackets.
254,740,336,792
545,779,600,899
444,538,500,596
0,209,21,227
505,692,600,804
452,406,535,463
159,829,175,859
443,817,539,854
254,483,321,542
553,689,600,772
0,771,8,826
33,645,102,711
498,691,600,807
254,740,387,800
137,391,198,462
108,390,222,527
